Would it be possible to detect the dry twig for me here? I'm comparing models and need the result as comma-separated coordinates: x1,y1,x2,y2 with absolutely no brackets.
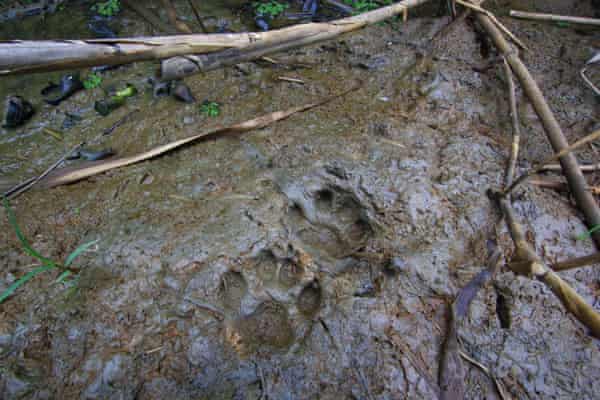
502,57,520,187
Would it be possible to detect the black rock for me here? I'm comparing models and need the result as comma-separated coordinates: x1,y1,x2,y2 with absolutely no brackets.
172,82,196,103
3,96,34,128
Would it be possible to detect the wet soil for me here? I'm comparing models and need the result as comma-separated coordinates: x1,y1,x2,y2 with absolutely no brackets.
1,0,600,399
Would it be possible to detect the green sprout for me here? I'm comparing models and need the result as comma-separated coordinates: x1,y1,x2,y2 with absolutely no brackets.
252,1,289,18
201,101,220,117
83,73,102,90
0,198,99,304
575,224,600,241
92,0,121,17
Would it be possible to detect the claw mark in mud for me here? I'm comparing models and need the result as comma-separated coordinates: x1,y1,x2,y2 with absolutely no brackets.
225,301,294,357
279,173,376,259
218,270,248,313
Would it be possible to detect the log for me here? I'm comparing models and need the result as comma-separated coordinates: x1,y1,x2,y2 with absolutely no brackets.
474,7,600,249
0,0,430,76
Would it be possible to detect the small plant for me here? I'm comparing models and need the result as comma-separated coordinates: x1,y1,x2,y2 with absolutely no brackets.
252,1,289,18
83,72,102,90
575,224,600,241
201,101,220,117
92,0,121,17
0,198,98,304
343,0,384,14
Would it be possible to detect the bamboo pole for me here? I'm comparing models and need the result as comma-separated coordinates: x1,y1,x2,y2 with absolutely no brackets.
0,0,430,76
473,6,600,249
509,10,600,26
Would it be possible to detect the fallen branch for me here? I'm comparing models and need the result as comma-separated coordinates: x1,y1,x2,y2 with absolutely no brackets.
39,86,358,188
509,10,600,26
471,0,600,249
490,191,600,338
0,0,430,76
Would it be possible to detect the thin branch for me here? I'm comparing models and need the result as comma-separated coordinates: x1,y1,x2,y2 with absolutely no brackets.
541,162,600,173
509,10,600,26
187,0,208,33
3,142,85,199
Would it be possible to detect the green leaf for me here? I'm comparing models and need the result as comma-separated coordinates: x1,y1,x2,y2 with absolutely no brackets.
65,239,99,267
83,73,102,90
0,264,54,304
3,198,55,267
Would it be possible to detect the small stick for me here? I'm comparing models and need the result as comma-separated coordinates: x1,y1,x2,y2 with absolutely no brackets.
455,0,528,51
509,10,600,26
186,0,208,33
552,252,600,272
103,108,139,136
42,127,63,141
581,66,600,96
277,76,305,84
162,0,193,34
502,57,520,187
3,141,85,199
504,128,600,195
541,162,600,173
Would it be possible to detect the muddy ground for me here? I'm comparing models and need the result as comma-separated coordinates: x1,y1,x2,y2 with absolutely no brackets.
1,0,600,399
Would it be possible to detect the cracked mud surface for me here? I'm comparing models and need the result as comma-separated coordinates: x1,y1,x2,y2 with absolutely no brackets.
1,0,600,399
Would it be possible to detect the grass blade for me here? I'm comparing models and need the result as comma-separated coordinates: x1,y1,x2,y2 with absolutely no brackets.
64,239,99,267
0,264,54,304
3,197,55,266
55,270,72,284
